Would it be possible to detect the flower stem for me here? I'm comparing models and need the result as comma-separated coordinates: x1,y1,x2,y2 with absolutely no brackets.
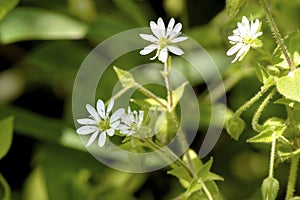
164,58,173,111
144,138,194,178
269,133,277,178
199,179,214,200
135,83,169,110
235,83,272,117
285,154,299,200
259,0,295,71
252,88,276,132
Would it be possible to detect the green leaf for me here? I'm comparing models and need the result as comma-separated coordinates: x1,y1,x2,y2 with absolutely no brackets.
271,31,300,71
154,111,179,144
225,115,245,140
255,63,270,84
225,0,247,17
113,66,136,89
0,0,19,20
186,179,202,196
170,82,188,110
168,167,192,183
197,158,213,178
197,158,223,182
68,0,96,22
276,68,300,102
0,7,87,44
183,149,203,170
22,167,48,200
247,118,286,143
112,0,147,26
0,173,10,200
131,98,167,111
275,98,300,110
0,116,13,160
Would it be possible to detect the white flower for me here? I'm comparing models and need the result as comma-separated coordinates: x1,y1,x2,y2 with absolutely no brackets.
226,15,263,63
139,17,188,63
119,107,144,135
76,99,124,147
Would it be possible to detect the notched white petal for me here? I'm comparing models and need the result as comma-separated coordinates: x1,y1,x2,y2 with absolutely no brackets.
96,99,105,119
167,46,184,55
158,47,168,63
106,128,115,136
140,44,159,55
226,43,243,56
170,36,188,43
77,126,98,135
77,118,97,125
86,131,99,147
139,34,158,42
86,104,100,120
166,18,175,37
107,99,114,115
110,108,125,122
98,132,106,147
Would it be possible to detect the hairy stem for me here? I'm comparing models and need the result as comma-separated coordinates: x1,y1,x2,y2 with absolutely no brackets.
285,154,299,200
144,138,194,178
235,83,272,117
269,133,276,177
259,0,294,71
135,83,169,110
164,58,173,111
252,88,276,132
199,180,214,200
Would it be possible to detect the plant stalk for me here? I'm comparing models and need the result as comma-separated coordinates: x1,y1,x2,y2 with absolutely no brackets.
285,154,299,200
259,0,295,71
252,88,276,132
164,58,173,111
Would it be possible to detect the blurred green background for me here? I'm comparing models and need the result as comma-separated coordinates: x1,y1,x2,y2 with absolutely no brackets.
0,0,299,199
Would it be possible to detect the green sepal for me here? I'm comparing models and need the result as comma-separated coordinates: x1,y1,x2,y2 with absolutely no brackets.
261,176,279,200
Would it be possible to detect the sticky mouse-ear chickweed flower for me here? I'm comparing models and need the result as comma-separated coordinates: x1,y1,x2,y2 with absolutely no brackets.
139,17,188,63
76,99,124,147
226,15,263,63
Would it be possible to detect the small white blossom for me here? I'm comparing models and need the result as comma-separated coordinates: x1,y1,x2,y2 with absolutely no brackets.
76,99,124,147
119,107,144,135
139,17,188,63
226,15,263,63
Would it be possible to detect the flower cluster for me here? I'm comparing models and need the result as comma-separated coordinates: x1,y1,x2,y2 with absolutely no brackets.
139,17,188,63
76,99,146,147
226,16,263,63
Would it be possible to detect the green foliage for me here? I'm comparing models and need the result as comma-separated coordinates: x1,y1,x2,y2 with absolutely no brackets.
276,68,300,102
0,0,19,20
0,116,13,160
225,0,248,17
225,115,245,141
113,67,136,89
0,7,87,44
0,116,13,200
247,118,286,143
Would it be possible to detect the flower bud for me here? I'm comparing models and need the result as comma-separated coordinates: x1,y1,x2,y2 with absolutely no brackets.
261,176,279,200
